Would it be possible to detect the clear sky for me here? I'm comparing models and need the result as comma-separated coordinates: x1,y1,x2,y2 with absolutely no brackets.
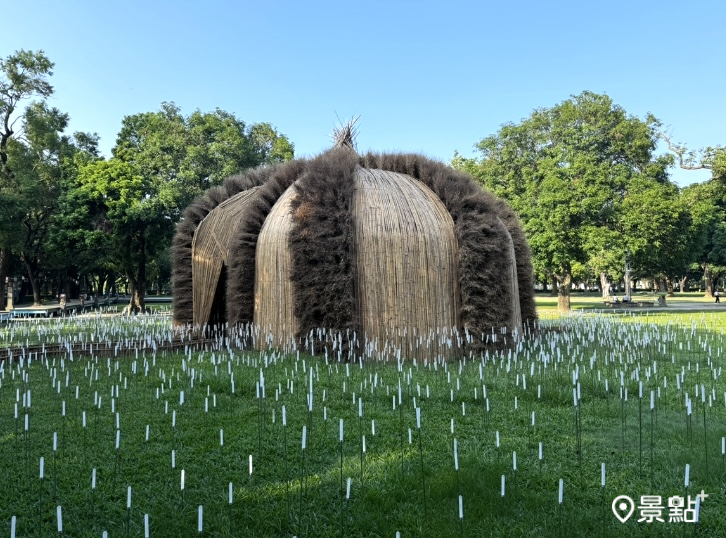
5,0,724,186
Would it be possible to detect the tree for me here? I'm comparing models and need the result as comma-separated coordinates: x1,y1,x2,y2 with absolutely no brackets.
3,101,72,304
0,49,54,301
453,91,673,311
659,132,726,182
73,158,172,313
74,103,294,313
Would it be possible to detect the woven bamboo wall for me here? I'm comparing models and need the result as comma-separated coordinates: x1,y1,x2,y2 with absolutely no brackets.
352,167,460,360
191,187,261,327
498,216,522,334
253,185,299,350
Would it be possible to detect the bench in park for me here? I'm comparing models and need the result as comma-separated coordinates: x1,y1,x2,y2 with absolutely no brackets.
603,297,659,308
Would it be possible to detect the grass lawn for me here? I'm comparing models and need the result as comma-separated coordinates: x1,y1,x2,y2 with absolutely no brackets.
1,312,725,537
536,292,720,313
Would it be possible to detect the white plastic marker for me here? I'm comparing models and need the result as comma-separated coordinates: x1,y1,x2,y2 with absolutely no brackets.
249,455,253,476
144,514,149,537
92,468,96,489
11,515,16,538
339,419,344,442
454,439,459,470
181,469,185,491
501,475,506,497
558,479,564,504
40,457,45,479
685,464,690,487
57,505,62,534
416,408,421,430
459,495,463,519
127,486,131,509
229,482,233,504
346,477,351,499
220,429,224,447
601,463,606,487
198,505,203,533
172,450,176,469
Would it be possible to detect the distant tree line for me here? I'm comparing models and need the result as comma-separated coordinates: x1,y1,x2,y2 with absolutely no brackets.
0,50,293,312
453,91,726,311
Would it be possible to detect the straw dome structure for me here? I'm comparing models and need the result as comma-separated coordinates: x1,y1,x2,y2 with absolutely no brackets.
172,147,536,358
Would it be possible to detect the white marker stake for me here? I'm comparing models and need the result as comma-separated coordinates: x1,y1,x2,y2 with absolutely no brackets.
127,486,131,509
601,463,606,487
501,475,505,497
558,479,563,504
57,505,62,534
249,455,253,476
346,477,351,499
181,469,185,491
685,464,690,487
40,457,45,479
11,515,16,538
198,505,203,533
220,429,224,447
229,482,233,504
144,514,149,537
340,419,344,442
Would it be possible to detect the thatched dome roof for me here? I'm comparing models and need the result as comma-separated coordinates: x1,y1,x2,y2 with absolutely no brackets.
172,148,536,358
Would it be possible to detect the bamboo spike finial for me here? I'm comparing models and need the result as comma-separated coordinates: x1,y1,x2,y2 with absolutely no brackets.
332,116,360,151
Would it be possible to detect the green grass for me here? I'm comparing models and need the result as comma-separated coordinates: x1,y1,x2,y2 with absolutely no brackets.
1,314,726,537
536,291,722,314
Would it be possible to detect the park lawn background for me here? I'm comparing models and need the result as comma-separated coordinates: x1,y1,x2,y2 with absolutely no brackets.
0,308,725,536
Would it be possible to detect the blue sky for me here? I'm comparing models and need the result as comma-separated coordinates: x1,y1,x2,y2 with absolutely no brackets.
5,0,724,186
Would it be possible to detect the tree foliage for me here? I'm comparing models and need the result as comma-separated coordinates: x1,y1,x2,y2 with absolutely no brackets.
453,91,683,310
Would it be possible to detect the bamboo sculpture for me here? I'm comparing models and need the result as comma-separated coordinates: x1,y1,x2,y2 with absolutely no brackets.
173,132,536,359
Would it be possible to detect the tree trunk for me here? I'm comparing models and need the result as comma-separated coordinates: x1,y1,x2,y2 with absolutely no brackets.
557,273,572,312
665,277,675,297
600,272,610,298
679,276,688,293
126,236,147,314
704,264,713,298
549,274,558,296
22,258,41,306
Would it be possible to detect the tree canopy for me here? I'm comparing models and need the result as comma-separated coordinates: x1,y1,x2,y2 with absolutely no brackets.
453,91,692,310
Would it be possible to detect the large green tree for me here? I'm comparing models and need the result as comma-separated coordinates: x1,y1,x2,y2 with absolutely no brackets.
0,49,55,301
453,91,675,311
69,103,294,313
